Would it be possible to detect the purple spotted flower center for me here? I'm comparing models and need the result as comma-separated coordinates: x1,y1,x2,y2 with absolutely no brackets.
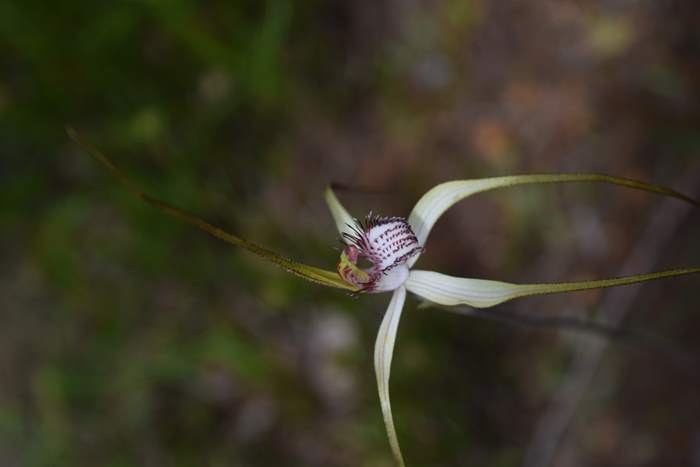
337,215,423,293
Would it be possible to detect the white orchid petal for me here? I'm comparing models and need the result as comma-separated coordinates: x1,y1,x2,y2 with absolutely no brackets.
374,286,408,467
406,174,699,267
405,270,524,308
324,185,356,240
406,268,700,308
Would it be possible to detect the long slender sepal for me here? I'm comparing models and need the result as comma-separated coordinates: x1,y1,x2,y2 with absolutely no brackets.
67,127,358,291
374,287,408,467
324,184,356,239
405,268,700,309
407,174,700,267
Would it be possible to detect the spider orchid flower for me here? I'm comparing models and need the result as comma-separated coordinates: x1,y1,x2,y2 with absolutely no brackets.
69,128,700,467
325,176,700,467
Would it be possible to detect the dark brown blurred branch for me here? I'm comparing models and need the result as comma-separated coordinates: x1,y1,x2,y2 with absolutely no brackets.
429,304,700,376
521,166,700,467
329,181,393,195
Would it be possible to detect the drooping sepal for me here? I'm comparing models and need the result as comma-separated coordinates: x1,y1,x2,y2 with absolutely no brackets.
374,286,408,467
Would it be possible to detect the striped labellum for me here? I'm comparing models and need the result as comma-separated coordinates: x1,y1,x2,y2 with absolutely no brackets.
337,215,423,293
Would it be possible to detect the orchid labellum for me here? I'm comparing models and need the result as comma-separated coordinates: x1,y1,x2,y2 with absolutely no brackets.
69,128,700,467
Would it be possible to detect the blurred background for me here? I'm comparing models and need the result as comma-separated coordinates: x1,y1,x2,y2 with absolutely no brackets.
2,1,700,466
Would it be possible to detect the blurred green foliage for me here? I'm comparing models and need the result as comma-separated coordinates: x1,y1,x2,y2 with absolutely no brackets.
2,2,373,466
